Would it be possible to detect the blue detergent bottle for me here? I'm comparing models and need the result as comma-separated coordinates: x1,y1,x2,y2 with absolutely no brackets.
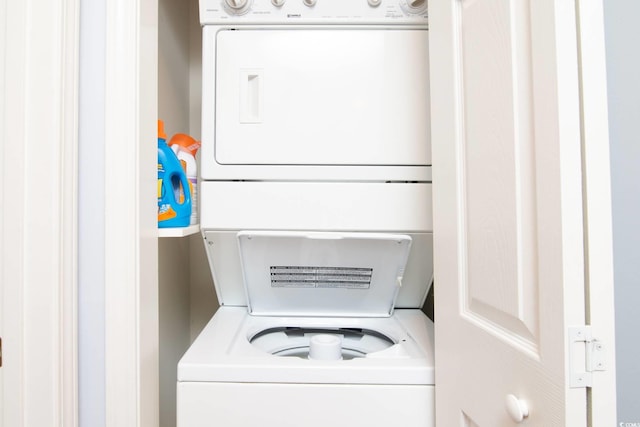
158,120,191,228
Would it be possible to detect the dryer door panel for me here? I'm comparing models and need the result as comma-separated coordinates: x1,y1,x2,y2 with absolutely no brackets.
214,29,430,166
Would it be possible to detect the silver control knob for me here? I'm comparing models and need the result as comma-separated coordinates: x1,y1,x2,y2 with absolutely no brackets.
303,0,317,7
224,0,251,14
272,0,286,6
368,0,382,6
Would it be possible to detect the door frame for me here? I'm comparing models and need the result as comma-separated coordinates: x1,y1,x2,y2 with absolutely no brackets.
103,0,159,426
1,0,80,425
2,0,160,426
576,0,618,424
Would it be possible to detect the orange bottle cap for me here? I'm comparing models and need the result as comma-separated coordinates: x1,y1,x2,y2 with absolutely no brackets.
169,133,201,156
158,120,167,140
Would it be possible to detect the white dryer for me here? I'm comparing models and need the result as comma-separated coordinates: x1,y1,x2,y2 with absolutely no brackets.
198,0,431,182
180,1,434,426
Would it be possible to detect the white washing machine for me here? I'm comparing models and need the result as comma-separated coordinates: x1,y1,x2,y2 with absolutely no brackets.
178,230,435,427
179,1,433,426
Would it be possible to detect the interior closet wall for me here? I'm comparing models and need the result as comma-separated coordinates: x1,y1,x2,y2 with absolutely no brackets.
158,0,217,425
186,0,217,341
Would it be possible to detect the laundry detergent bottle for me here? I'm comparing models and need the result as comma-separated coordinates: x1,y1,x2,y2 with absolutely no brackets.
157,120,191,228
169,133,201,226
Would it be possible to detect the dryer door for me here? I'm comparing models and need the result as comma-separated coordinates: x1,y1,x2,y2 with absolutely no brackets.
203,28,430,179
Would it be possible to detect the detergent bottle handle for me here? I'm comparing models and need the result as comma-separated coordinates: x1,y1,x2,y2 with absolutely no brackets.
164,170,191,207
179,172,192,205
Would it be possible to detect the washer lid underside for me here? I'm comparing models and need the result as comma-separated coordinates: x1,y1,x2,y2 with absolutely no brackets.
238,231,412,317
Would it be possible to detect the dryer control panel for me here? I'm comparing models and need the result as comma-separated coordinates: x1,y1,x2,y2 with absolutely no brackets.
200,0,428,25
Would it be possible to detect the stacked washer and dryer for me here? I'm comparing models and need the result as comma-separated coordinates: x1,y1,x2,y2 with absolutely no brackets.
178,0,434,425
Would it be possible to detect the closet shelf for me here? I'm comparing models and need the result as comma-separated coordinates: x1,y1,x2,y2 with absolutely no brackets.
158,224,200,238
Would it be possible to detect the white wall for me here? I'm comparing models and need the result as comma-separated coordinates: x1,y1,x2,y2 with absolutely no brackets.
603,0,640,423
78,0,106,425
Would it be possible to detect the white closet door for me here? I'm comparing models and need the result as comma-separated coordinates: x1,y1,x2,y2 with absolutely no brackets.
431,0,601,424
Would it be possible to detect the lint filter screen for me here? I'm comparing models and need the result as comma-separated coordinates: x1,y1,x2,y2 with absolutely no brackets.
270,266,373,289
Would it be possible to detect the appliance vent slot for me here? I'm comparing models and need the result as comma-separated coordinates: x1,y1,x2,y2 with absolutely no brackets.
270,266,372,289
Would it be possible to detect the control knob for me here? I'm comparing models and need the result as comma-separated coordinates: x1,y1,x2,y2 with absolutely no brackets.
224,0,251,14
402,0,427,14
303,0,317,7
272,0,286,6
368,0,382,6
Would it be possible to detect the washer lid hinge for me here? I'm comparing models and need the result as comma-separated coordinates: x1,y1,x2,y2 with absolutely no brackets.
569,326,606,388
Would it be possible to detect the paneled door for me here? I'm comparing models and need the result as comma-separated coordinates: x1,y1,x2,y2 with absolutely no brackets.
430,0,615,425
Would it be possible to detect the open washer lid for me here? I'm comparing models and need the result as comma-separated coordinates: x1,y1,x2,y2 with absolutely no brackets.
237,231,412,317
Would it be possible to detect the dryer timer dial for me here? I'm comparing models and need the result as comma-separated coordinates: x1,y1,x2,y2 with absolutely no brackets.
224,0,251,14
402,0,427,14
